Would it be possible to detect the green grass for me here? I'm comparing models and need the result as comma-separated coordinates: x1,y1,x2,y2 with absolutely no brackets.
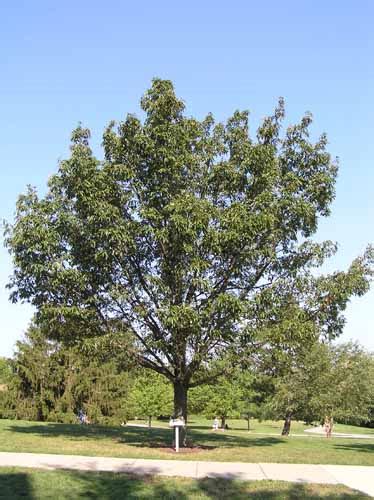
129,416,374,436
332,423,374,436
0,467,368,499
1,418,374,465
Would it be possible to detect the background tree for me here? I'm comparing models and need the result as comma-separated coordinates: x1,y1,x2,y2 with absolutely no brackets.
189,369,256,429
189,377,241,429
268,341,374,435
0,357,12,417
0,357,12,386
2,322,135,424
268,341,331,435
129,370,172,427
328,342,374,426
8,324,65,421
5,79,373,446
63,357,133,425
237,371,261,431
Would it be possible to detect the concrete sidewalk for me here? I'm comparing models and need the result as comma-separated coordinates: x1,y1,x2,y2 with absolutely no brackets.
304,426,374,439
0,452,373,497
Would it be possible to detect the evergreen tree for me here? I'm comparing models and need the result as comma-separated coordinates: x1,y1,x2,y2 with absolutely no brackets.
3,322,135,424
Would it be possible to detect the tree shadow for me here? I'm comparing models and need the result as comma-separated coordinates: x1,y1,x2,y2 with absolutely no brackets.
0,469,366,499
0,469,191,499
197,478,366,499
6,422,284,450
47,470,193,499
333,442,374,454
6,422,175,448
0,471,33,499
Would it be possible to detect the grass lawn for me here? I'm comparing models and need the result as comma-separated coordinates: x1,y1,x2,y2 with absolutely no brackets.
331,424,374,436
1,418,374,465
0,467,369,499
128,416,374,436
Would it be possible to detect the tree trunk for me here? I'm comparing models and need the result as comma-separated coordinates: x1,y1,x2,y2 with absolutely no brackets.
173,380,188,447
282,413,292,436
246,415,250,431
148,416,152,428
220,416,226,429
173,380,188,421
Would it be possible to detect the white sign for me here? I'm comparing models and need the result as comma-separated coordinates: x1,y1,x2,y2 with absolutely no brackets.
169,418,185,427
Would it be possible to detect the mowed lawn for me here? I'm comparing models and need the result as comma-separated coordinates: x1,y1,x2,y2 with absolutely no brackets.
1,418,374,465
0,468,369,499
127,416,374,436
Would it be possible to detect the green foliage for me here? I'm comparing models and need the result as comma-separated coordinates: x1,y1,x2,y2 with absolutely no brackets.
329,343,374,425
64,359,133,425
190,380,238,424
1,323,134,424
4,324,66,421
189,370,259,427
0,357,12,385
268,341,374,427
5,78,374,424
129,370,173,426
266,342,329,425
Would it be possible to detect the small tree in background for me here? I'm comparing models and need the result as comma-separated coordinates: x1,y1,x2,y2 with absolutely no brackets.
329,343,374,426
268,341,374,435
129,370,173,427
268,342,331,435
189,369,255,429
237,371,261,431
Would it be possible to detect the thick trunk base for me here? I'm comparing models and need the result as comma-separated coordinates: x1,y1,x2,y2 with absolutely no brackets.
173,381,188,447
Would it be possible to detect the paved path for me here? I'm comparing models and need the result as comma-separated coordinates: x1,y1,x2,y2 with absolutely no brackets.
0,452,373,497
304,426,374,439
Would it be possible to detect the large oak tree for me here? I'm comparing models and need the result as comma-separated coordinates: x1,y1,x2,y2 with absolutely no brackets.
5,80,373,443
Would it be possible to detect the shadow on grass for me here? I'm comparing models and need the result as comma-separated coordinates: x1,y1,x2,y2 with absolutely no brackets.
333,442,374,454
0,469,190,500
0,470,366,499
6,422,285,450
198,478,365,499
0,471,33,499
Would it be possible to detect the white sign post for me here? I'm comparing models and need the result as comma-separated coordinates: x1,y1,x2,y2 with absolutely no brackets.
175,426,180,453
169,417,185,453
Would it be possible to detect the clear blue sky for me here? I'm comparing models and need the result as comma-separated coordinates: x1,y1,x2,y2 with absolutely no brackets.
1,1,373,357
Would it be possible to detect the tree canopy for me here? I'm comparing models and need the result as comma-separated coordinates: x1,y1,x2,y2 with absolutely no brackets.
268,341,374,434
5,79,373,434
0,357,11,386
0,322,135,424
130,370,172,427
190,369,257,429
